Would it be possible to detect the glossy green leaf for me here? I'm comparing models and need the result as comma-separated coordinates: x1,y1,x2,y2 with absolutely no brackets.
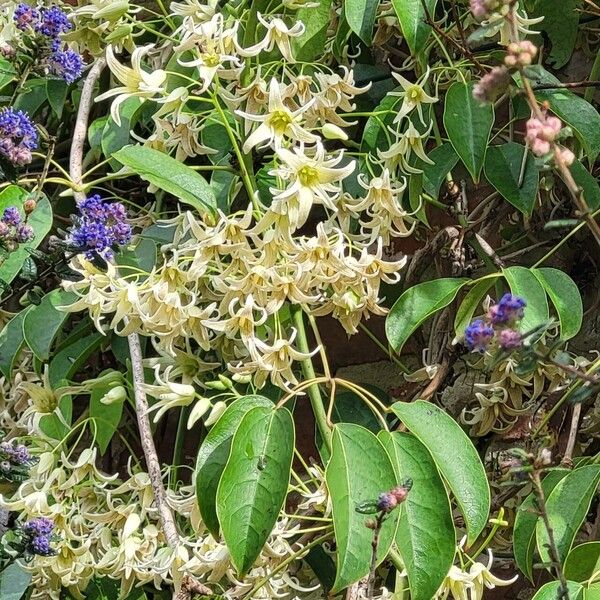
23,289,76,362
391,400,490,543
216,406,294,575
292,0,332,60
569,160,600,211
454,278,497,339
422,143,459,199
46,79,68,118
380,431,455,600
361,94,400,153
531,581,583,600
345,0,379,44
113,145,216,215
101,97,143,163
0,307,31,380
443,81,494,183
564,542,600,583
0,192,52,286
195,395,273,538
386,278,469,353
391,0,437,55
513,469,568,581
484,143,539,215
537,465,600,565
526,66,600,164
530,0,578,68
48,333,103,387
585,585,600,600
0,58,16,91
39,394,72,441
327,424,399,593
503,266,549,332
89,377,126,455
533,268,582,340
0,562,31,600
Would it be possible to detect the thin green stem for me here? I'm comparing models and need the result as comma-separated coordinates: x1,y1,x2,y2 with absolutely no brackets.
170,405,189,490
358,322,409,373
291,305,333,453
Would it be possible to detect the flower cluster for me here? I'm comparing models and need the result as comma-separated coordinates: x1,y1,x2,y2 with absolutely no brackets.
21,517,56,556
0,440,31,466
47,47,83,83
67,194,132,259
376,484,411,513
0,107,38,165
465,294,526,353
34,5,71,38
0,203,35,258
525,112,574,165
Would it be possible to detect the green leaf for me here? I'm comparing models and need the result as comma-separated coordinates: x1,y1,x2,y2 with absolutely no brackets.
39,394,72,441
530,0,578,69
101,97,143,164
380,432,455,600
569,160,600,211
513,469,569,581
292,0,332,61
502,266,549,332
586,585,600,600
531,581,583,600
113,145,216,216
391,0,437,55
525,66,600,164
0,307,31,380
0,562,31,600
532,268,582,340
386,278,469,353
422,143,459,198
0,192,52,286
361,94,400,153
48,333,103,387
0,57,16,91
564,542,600,583
443,81,494,183
454,278,497,339
327,423,399,593
216,405,294,575
89,377,126,455
195,395,273,538
484,143,539,215
391,400,490,544
345,0,379,44
537,465,600,565
23,289,76,362
46,79,69,118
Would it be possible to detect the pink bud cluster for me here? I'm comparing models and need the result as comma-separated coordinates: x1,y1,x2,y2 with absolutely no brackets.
469,0,509,20
525,113,574,164
473,66,511,104
504,41,537,68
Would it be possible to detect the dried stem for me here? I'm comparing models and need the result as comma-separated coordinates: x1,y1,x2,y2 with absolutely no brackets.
561,403,582,467
530,470,570,600
366,512,386,598
69,57,106,202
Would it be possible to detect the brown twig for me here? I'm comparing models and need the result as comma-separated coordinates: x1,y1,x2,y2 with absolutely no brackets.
531,80,600,90
366,512,386,598
561,403,582,467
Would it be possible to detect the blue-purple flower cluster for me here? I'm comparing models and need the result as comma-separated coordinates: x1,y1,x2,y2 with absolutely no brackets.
69,194,132,259
0,441,32,466
465,293,526,353
12,4,83,84
0,107,38,166
0,204,35,246
21,517,56,556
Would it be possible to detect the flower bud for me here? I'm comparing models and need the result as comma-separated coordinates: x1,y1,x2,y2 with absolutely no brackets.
92,0,130,21
205,401,227,426
322,123,349,141
23,198,37,214
100,385,127,405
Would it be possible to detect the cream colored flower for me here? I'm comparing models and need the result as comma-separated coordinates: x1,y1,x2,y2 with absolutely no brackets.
390,67,438,124
468,551,518,599
170,0,218,25
378,122,434,174
141,366,197,422
239,14,305,62
236,78,319,153
95,45,167,126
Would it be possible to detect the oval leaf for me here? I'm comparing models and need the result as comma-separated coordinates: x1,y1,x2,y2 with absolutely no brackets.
513,469,569,581
443,81,494,183
531,581,583,600
23,289,76,362
536,465,600,565
345,0,378,44
391,400,490,543
113,145,216,215
386,278,469,353
195,395,273,538
564,542,600,583
0,307,31,380
380,431,455,600
216,405,294,576
454,277,497,340
502,266,549,332
484,143,539,215
0,562,31,600
391,0,437,55
327,423,400,593
532,268,582,340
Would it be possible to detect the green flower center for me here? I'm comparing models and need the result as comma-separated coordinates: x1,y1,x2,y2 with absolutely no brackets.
298,165,320,187
269,110,293,136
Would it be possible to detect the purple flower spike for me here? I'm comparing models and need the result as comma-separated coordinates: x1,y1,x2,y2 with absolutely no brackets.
488,294,527,326
498,329,522,350
465,319,494,353
36,5,72,38
48,48,84,84
14,3,40,30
